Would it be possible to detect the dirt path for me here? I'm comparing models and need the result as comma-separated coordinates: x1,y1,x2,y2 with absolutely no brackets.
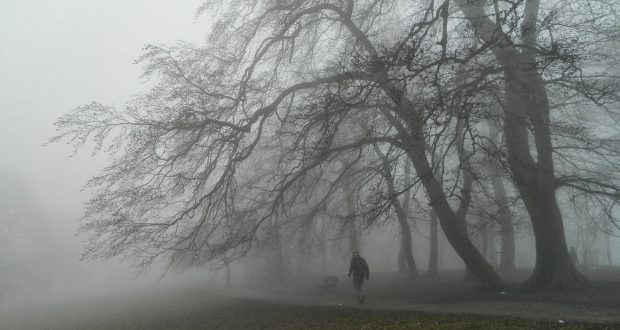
217,275,620,325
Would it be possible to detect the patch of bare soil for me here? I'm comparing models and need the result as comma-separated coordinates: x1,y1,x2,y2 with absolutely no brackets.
219,268,620,325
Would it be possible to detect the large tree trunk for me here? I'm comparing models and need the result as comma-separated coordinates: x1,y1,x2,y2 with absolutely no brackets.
521,189,588,288
503,64,585,288
455,0,588,289
404,144,503,288
379,98,503,287
343,5,502,287
506,66,588,289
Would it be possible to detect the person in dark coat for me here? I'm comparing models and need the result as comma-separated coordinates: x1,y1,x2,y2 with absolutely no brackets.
348,251,370,303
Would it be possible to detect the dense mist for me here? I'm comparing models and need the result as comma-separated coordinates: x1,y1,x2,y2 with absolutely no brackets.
2,0,620,329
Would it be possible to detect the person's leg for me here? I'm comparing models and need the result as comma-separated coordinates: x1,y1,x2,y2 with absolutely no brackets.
353,277,363,302
358,278,365,303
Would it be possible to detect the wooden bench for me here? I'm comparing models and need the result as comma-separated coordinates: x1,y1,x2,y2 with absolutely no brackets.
317,276,338,293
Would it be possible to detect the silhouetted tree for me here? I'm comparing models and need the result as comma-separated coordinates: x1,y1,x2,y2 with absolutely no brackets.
51,0,620,290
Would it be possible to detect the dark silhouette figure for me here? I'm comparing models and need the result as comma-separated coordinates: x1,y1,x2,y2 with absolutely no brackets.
348,252,370,303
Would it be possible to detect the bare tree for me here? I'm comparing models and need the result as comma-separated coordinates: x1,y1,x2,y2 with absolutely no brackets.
50,0,505,287
454,0,620,288
51,0,620,290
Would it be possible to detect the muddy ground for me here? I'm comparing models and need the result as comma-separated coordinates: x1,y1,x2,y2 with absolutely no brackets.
1,268,619,329
227,267,620,324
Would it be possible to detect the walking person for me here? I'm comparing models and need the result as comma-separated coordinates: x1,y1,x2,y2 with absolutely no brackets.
348,251,369,303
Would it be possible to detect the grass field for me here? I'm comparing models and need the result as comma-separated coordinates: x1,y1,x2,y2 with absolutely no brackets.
104,300,611,329
4,269,620,329
1,289,613,329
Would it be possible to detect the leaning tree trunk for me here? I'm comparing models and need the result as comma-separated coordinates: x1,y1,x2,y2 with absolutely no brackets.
455,0,587,289
342,5,502,287
378,93,503,287
338,6,502,287
505,64,588,289
385,89,504,286
403,140,503,288
490,64,586,288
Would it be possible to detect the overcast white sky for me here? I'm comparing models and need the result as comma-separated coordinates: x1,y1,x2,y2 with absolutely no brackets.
0,1,209,214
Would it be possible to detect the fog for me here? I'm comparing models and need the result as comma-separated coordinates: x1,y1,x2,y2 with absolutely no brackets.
0,0,210,308
1,0,208,211
1,0,620,328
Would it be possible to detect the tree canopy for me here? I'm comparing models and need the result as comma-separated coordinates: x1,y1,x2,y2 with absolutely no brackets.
52,0,620,289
